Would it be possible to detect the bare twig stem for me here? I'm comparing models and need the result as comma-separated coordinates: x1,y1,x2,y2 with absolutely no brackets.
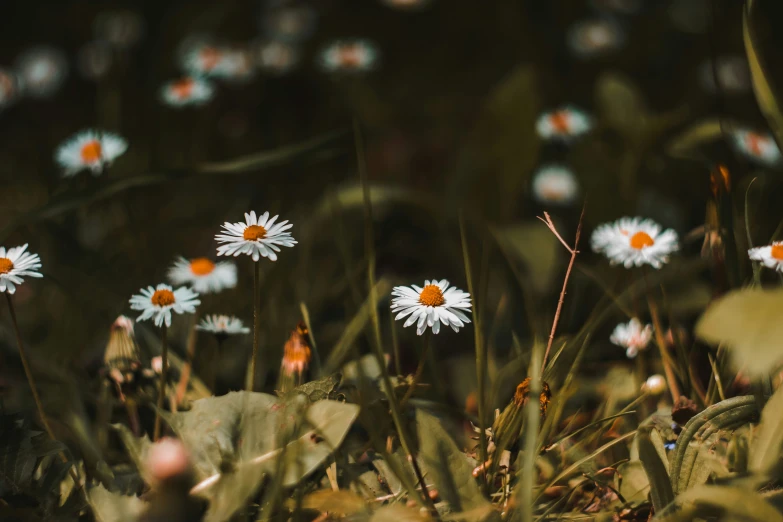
5,294,81,485
539,206,585,376
250,259,261,391
153,325,168,441
642,269,682,403
399,331,431,408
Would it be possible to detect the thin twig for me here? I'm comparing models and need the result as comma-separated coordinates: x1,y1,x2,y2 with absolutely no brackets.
642,270,682,403
153,325,168,441
539,205,585,376
250,259,261,391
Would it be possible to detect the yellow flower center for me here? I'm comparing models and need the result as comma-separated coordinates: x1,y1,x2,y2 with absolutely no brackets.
630,231,654,250
151,289,175,307
190,257,215,276
771,244,783,260
0,257,14,274
80,140,102,163
243,225,267,241
172,78,194,99
419,284,445,307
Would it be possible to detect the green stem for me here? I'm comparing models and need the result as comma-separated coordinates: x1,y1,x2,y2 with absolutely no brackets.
250,260,261,391
400,331,431,407
153,325,168,441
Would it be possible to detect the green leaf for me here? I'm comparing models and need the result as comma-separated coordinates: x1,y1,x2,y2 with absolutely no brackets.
655,485,783,522
415,409,489,514
301,490,369,516
594,72,648,134
749,382,783,473
666,118,727,160
371,503,431,522
695,287,783,377
744,0,783,151
111,424,154,485
636,428,674,512
86,484,145,522
492,222,559,294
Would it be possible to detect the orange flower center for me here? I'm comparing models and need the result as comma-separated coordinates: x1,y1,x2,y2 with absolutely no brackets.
771,244,783,260
200,47,221,71
80,140,103,163
745,133,765,155
339,47,362,67
0,257,14,274
541,187,567,202
550,111,570,133
190,258,215,276
419,284,445,307
630,231,655,250
151,289,176,307
243,225,267,241
172,78,194,99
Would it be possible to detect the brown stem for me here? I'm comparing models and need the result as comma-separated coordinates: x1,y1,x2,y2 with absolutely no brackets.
175,312,199,405
400,331,431,408
642,270,682,403
539,205,585,376
5,294,81,485
153,325,168,441
250,259,261,391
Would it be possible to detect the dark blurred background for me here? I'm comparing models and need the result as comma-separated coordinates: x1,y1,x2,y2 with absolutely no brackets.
1,0,783,411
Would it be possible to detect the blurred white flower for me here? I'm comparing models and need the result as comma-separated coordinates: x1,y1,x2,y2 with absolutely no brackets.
0,244,42,294
255,41,299,75
591,217,678,269
215,211,297,262
263,6,317,43
319,40,379,73
160,77,214,107
78,41,113,80
129,284,200,328
610,318,653,358
167,257,237,294
699,55,750,94
94,10,145,48
643,374,667,395
391,279,472,335
536,107,592,141
15,46,68,98
196,314,250,336
532,165,579,205
567,18,625,58
748,241,783,272
55,130,128,177
731,127,781,166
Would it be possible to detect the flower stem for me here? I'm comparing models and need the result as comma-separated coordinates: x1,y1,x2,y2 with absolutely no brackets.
642,269,681,403
250,259,261,391
400,330,431,408
153,325,168,441
5,294,81,485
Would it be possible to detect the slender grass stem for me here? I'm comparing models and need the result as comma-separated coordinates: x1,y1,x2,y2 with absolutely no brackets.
175,311,199,404
153,325,168,441
251,259,261,391
642,269,681,403
5,294,81,485
399,331,431,407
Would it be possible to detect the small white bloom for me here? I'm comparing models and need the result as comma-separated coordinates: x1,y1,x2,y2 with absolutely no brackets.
610,318,653,358
381,0,433,11
731,127,781,166
532,165,579,205
167,257,237,294
182,44,236,78
129,284,200,328
319,40,379,73
215,210,297,262
591,217,678,269
391,279,472,335
55,129,128,177
0,244,43,294
15,47,68,98
196,314,250,336
160,77,214,107
536,107,592,141
255,41,300,75
748,241,783,272
0,68,22,109
263,6,317,43
567,18,624,58
643,374,667,395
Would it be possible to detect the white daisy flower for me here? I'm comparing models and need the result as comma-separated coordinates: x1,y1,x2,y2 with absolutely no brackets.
14,47,68,98
129,284,201,328
255,41,299,75
567,18,625,59
731,128,781,166
160,77,214,107
215,210,297,262
643,374,667,395
182,44,231,77
219,49,256,83
610,318,653,358
0,244,43,294
748,241,783,272
318,40,379,73
0,68,22,109
536,106,592,141
381,0,433,11
391,279,472,335
591,217,678,269
167,257,237,294
532,165,579,205
55,129,128,177
196,314,250,337
263,6,317,43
